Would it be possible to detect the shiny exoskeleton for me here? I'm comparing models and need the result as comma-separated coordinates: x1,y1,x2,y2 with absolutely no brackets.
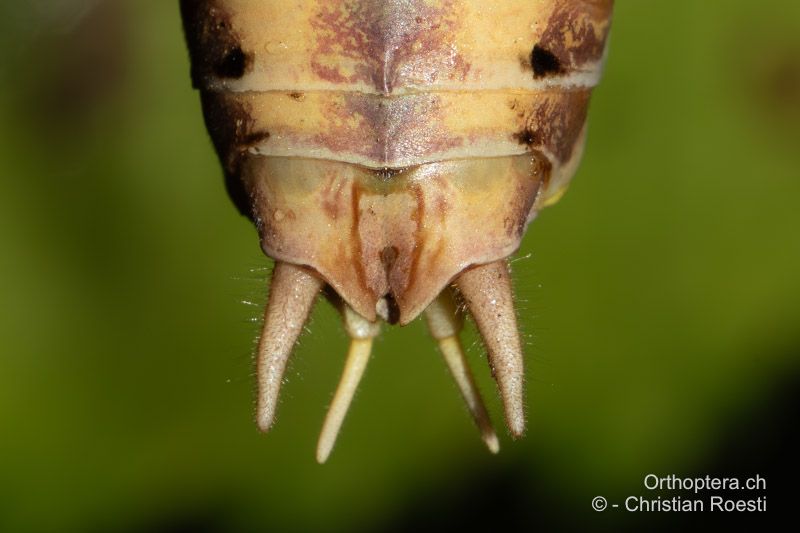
181,0,613,462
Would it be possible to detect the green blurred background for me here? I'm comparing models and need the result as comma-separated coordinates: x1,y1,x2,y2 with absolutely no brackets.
1,1,798,531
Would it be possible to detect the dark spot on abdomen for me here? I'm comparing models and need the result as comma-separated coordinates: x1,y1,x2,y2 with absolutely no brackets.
241,130,270,148
513,128,540,148
181,2,253,85
216,46,249,78
531,45,563,78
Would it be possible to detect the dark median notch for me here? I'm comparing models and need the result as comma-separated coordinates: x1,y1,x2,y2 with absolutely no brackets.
375,167,403,181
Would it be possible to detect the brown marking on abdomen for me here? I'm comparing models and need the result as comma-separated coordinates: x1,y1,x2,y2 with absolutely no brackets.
402,183,426,297
514,91,591,162
349,182,371,298
313,92,463,166
534,0,613,76
180,0,253,85
309,0,469,93
320,171,348,220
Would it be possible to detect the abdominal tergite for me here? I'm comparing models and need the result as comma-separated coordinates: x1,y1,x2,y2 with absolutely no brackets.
180,0,613,462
